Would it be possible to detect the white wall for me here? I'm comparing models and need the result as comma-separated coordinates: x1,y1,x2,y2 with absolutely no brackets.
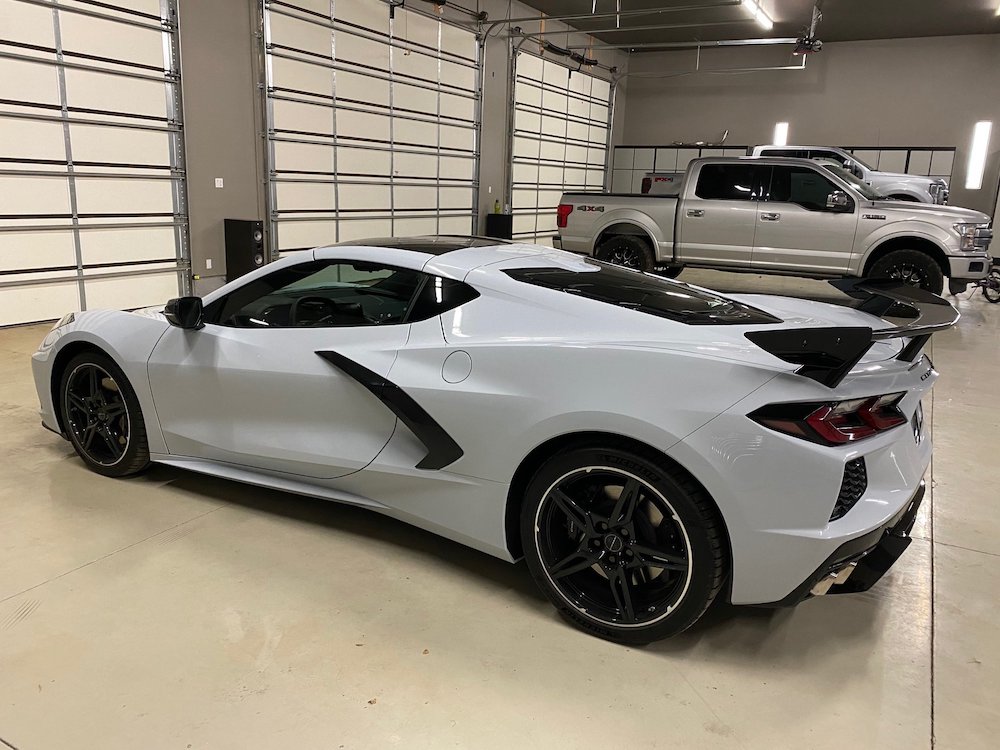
621,34,1000,214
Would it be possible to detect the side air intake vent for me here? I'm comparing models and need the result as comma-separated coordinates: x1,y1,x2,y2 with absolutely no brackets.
832,458,867,521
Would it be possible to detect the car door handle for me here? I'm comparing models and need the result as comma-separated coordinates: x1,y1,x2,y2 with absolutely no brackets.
687,209,705,217
760,212,781,221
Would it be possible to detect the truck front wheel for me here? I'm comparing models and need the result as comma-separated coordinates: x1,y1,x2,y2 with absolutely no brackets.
596,235,654,272
868,249,944,294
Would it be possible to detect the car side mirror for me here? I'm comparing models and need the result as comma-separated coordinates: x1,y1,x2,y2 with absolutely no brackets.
826,190,852,212
163,296,204,330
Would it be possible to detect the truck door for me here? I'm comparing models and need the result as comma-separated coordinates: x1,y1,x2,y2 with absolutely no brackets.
752,164,860,274
675,163,767,267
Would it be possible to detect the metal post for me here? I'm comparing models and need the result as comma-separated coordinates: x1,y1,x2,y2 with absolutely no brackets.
162,0,191,295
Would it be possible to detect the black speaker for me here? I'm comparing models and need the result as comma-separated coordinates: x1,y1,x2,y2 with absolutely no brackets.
484,212,513,240
224,219,266,281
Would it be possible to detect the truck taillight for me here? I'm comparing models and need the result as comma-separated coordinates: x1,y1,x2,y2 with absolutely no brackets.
556,203,573,228
749,393,908,446
641,177,651,193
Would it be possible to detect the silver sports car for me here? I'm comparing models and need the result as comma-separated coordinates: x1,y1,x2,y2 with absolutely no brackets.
32,236,956,643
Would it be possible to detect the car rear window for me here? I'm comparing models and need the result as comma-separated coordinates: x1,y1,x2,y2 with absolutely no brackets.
503,261,781,325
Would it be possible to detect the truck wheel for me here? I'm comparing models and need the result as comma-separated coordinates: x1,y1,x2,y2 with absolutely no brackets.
596,236,653,272
868,249,944,294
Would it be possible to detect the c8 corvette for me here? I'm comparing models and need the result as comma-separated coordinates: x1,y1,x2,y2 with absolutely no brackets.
32,236,956,643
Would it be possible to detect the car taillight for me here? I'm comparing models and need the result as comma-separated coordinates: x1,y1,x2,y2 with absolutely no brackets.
556,203,573,228
749,393,908,446
641,177,652,193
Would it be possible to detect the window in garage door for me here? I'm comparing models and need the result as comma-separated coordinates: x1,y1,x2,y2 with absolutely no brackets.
0,0,190,326
511,49,612,246
263,0,481,253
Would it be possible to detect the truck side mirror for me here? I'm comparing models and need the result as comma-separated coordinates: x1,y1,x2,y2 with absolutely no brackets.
826,190,852,212
164,296,204,330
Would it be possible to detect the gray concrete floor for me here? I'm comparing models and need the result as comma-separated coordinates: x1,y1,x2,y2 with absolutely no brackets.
0,270,996,749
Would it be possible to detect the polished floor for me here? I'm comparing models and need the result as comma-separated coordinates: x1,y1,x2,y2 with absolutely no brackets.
0,270,996,749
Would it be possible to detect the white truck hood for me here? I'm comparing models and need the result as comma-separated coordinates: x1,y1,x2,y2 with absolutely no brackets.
868,200,990,223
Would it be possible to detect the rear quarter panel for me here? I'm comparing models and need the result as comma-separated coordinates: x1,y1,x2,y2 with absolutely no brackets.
558,193,677,260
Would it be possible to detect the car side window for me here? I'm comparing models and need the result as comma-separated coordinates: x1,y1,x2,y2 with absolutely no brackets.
206,260,424,328
203,260,478,328
766,165,850,212
694,164,766,201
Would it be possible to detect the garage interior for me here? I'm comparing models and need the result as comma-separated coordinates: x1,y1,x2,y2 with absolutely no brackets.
1,0,998,747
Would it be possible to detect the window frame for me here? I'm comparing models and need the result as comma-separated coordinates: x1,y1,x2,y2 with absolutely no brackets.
761,164,856,214
693,163,770,202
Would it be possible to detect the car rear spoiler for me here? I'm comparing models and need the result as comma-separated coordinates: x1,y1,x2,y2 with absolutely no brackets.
744,279,959,388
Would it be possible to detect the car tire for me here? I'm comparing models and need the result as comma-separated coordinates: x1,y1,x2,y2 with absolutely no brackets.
520,445,726,644
595,235,654,272
59,351,150,477
868,249,945,295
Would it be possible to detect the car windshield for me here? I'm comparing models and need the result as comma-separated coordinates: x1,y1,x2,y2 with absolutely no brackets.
503,260,781,326
821,164,884,200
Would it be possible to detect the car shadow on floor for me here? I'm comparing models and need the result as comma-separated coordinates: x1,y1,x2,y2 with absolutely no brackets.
137,463,883,658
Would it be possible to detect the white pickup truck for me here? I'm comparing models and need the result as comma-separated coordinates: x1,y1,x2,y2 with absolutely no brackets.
555,157,992,295
748,145,949,204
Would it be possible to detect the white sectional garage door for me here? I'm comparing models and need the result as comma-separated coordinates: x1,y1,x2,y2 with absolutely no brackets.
263,0,480,253
0,0,188,327
511,51,611,245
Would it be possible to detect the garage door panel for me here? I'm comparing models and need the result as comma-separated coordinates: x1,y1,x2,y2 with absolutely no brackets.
439,91,474,122
274,181,333,212
0,231,77,273
69,124,171,165
439,156,474,181
394,152,438,177
440,123,474,152
78,226,176,265
540,115,567,138
271,56,332,94
438,214,472,234
513,189,537,209
335,108,391,141
337,218,393,242
394,185,437,210
566,121,590,142
337,146,391,175
395,49,439,83
539,140,566,162
64,70,168,119
438,187,473,210
0,276,81,326
515,81,541,107
274,141,335,173
0,60,61,105
0,119,67,160
82,269,178,312
339,184,391,210
393,216,438,236
2,0,57,47
0,177,71,215
58,13,165,68
398,9,439,49
75,178,174,215
273,98,333,135
270,13,332,59
542,62,568,88
275,219,337,251
513,136,539,160
541,92,568,116
440,59,475,90
393,82,436,116
513,163,538,184
336,70,390,107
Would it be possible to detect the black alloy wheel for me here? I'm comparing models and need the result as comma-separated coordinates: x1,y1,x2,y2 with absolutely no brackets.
59,352,150,477
522,446,726,643
596,236,654,272
868,249,944,294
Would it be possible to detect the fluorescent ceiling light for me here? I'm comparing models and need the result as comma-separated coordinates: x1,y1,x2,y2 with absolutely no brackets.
773,121,789,146
965,120,992,190
742,0,774,30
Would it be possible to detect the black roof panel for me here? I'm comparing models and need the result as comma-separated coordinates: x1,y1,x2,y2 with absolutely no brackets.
335,235,512,255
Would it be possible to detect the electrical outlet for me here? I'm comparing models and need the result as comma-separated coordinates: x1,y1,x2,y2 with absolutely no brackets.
214,177,224,188
206,258,213,270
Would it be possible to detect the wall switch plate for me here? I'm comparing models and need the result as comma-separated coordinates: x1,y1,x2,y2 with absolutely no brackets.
214,178,224,188
206,258,213,270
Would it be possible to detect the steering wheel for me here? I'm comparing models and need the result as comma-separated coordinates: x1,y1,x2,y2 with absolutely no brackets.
289,296,337,327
